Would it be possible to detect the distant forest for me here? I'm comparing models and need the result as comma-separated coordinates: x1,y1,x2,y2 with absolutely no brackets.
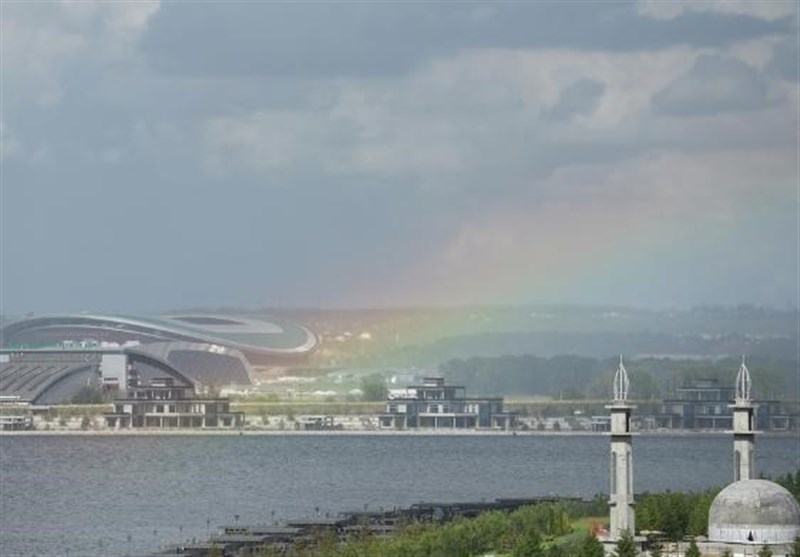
438,354,797,401
378,331,798,367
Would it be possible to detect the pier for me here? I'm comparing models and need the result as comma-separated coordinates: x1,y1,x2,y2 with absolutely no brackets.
140,496,575,557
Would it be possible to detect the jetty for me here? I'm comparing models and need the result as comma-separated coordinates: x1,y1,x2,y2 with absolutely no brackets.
139,496,575,557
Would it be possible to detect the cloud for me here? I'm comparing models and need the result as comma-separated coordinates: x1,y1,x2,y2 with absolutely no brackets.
652,55,770,116
140,2,792,79
202,46,787,189
379,145,799,306
1,1,160,105
0,121,53,164
0,122,24,160
2,2,798,311
543,79,606,121
637,1,799,22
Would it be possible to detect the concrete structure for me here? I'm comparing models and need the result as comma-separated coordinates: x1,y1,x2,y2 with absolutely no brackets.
732,357,756,482
708,479,800,546
657,379,735,430
104,356,243,429
378,377,516,430
0,415,33,430
1,314,319,383
699,357,800,556
601,357,800,556
1,343,258,395
656,361,792,432
606,356,636,541
0,349,133,405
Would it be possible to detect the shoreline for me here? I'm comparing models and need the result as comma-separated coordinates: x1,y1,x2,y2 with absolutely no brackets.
2,428,797,437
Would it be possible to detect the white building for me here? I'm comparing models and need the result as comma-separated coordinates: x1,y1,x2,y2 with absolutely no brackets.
603,357,799,556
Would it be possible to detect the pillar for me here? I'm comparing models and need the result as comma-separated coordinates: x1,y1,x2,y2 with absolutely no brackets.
607,356,635,540
732,357,756,481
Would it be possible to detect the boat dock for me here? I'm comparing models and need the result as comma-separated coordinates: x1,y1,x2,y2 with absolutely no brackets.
140,496,575,556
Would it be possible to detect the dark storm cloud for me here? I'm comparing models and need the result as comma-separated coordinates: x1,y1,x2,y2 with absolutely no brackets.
140,2,793,78
652,54,770,117
3,2,798,313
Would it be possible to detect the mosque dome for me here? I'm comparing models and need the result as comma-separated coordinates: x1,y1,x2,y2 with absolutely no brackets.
708,479,800,544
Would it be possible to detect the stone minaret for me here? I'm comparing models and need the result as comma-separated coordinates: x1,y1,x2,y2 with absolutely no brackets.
732,356,756,482
607,356,635,540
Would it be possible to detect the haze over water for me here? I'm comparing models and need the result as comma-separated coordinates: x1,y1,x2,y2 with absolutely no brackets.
1,434,797,557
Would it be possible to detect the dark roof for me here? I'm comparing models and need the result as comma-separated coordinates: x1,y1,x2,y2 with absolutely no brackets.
0,361,94,403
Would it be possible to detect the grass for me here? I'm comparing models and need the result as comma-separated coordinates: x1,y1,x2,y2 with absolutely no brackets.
549,516,605,546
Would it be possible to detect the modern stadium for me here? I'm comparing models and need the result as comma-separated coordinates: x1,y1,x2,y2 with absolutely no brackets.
0,313,318,403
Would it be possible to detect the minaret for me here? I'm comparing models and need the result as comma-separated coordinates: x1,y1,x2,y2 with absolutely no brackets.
731,356,756,481
607,356,635,540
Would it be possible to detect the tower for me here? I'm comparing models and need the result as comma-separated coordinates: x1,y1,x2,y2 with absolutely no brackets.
607,356,635,539
731,356,756,481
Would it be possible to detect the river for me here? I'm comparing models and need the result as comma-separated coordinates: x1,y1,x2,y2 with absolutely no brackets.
0,433,797,556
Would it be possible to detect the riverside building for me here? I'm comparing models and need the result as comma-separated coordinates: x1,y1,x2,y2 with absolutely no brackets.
378,377,516,430
104,363,243,429
1,313,319,387
656,376,791,431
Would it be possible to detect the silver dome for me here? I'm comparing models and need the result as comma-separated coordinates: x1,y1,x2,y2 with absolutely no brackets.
708,479,800,544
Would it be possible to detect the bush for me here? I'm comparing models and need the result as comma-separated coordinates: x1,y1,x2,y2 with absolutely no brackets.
685,538,701,557
80,415,92,430
636,489,719,540
614,530,638,557
650,542,663,557
359,374,387,401
71,386,105,404
512,529,543,557
579,533,605,557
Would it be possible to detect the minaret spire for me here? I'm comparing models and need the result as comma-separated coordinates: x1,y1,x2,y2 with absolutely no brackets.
613,355,630,402
735,355,751,405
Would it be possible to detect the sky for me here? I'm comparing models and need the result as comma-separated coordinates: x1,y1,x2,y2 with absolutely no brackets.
1,1,798,314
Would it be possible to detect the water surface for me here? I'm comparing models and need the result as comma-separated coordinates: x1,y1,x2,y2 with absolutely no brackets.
1,433,797,557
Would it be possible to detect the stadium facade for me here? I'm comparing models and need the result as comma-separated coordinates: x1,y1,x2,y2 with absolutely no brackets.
0,313,318,405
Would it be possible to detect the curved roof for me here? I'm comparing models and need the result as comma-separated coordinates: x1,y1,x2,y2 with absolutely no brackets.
0,349,198,404
708,479,800,544
1,313,318,358
0,359,96,404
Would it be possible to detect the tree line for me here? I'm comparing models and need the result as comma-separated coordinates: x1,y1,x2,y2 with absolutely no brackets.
438,354,794,400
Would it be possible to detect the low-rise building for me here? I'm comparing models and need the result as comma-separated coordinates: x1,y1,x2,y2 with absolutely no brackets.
104,359,243,429
656,378,793,431
378,377,516,430
0,415,33,431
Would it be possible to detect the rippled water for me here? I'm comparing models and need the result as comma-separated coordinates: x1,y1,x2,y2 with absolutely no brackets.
1,433,797,557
